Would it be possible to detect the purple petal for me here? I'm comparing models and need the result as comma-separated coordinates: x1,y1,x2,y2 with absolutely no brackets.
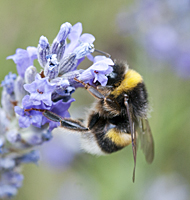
94,73,108,86
14,106,24,116
18,115,31,128
94,56,114,65
7,47,37,78
66,23,83,54
78,69,94,82
31,112,43,128
86,53,94,62
51,98,75,116
24,74,56,106
42,98,75,131
68,22,82,42
80,33,95,44
23,81,36,94
26,46,38,61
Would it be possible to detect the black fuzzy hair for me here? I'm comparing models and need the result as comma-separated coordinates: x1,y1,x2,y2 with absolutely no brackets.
106,61,127,86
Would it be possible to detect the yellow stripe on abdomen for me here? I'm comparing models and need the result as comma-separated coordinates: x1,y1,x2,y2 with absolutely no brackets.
105,128,131,147
111,69,143,97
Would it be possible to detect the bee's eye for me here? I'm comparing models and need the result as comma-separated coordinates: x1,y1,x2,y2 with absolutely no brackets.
106,72,117,79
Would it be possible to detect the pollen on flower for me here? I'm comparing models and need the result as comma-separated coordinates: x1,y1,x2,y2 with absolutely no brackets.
37,89,43,94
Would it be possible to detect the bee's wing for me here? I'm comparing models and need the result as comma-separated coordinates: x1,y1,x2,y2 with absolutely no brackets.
137,118,154,164
124,95,137,182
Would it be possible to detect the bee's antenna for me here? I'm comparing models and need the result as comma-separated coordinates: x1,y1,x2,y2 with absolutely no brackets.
94,49,111,58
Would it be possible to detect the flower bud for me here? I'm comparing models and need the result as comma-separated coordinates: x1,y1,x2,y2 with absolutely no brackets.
44,54,59,79
1,89,15,118
59,53,77,74
50,22,72,61
24,66,37,84
73,43,94,59
37,36,50,67
14,76,27,103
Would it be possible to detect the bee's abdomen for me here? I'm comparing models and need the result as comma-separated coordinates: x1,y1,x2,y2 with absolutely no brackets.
95,131,123,153
87,113,130,153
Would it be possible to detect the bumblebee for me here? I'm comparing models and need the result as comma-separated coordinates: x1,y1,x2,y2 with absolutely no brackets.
29,62,154,181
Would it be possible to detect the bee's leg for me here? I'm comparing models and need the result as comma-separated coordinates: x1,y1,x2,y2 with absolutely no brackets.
74,78,121,113
25,108,89,131
74,78,105,99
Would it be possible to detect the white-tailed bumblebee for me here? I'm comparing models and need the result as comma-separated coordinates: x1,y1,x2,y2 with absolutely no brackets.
28,61,154,182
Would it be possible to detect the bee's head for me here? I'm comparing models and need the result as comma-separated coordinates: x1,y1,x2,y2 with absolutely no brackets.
106,62,127,87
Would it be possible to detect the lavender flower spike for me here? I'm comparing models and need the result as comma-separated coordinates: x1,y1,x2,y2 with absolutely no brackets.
1,21,116,200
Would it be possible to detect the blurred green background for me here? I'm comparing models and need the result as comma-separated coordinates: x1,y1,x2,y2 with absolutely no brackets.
0,0,190,200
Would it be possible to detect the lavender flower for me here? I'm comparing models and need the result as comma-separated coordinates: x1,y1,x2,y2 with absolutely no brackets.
1,21,114,199
78,56,114,86
65,22,95,54
24,74,56,106
7,47,37,78
14,106,43,128
42,98,75,131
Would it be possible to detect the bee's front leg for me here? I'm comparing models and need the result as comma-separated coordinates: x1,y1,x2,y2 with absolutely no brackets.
74,77,105,99
25,108,89,131
74,78,121,113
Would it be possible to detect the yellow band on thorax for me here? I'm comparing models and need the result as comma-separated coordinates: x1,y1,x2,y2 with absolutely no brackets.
111,69,143,97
